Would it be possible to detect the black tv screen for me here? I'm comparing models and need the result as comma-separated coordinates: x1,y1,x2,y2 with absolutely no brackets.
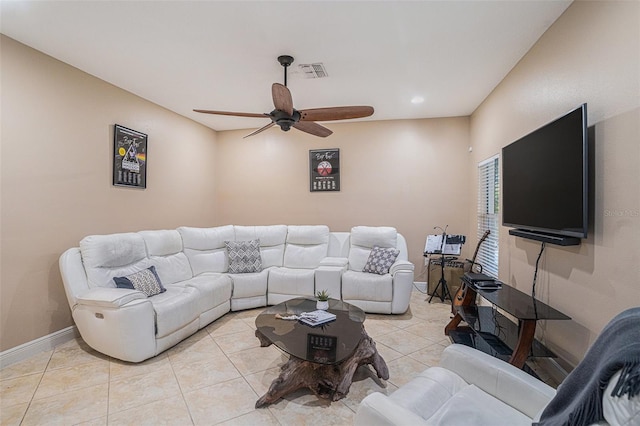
502,104,588,239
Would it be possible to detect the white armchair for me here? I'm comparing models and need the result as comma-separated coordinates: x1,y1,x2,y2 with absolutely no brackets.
356,342,640,425
355,344,556,425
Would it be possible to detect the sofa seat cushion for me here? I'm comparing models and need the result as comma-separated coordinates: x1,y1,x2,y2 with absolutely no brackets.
228,269,269,299
268,268,315,296
425,384,532,425
342,270,392,302
180,274,232,313
149,286,199,338
391,367,469,420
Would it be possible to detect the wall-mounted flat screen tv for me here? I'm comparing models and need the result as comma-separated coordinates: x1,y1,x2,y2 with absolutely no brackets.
502,104,588,239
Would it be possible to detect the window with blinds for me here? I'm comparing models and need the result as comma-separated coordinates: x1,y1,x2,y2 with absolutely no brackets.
477,155,499,277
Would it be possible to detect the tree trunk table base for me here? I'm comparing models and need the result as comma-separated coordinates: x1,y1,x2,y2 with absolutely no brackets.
254,326,388,408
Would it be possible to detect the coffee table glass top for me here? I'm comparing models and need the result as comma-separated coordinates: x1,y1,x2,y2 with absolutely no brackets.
255,298,365,364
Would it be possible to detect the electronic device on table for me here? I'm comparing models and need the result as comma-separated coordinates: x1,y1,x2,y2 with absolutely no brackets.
463,272,502,290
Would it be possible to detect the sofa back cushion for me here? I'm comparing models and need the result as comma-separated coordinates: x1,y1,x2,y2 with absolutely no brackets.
178,225,235,275
283,225,330,269
348,226,398,272
327,232,351,258
80,233,152,288
234,225,287,268
139,230,192,285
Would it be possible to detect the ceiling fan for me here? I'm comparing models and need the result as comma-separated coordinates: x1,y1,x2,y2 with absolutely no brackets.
194,55,374,138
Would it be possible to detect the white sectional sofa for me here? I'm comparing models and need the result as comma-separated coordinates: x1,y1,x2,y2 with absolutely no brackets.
59,225,414,362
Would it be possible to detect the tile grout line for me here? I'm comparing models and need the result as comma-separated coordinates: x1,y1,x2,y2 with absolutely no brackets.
166,350,197,425
17,349,53,426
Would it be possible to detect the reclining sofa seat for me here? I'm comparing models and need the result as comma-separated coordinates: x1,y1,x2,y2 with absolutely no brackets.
268,225,330,305
140,229,232,329
178,225,288,311
67,232,212,363
342,226,414,314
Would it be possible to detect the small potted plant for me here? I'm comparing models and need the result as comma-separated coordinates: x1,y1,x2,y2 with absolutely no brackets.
316,289,330,310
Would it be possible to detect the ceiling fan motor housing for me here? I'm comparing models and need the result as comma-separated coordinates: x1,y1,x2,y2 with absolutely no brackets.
277,55,294,67
270,109,300,131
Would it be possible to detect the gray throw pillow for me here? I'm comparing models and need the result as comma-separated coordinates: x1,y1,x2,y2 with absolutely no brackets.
225,239,262,273
363,246,400,275
113,265,166,297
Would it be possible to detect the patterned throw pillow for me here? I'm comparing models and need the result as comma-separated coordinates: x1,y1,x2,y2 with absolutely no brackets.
363,246,400,275
113,266,166,297
225,239,262,274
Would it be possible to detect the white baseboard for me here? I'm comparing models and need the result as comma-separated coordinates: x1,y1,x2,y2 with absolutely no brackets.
413,281,427,292
0,326,79,369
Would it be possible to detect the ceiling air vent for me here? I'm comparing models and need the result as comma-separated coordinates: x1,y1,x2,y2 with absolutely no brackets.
298,63,328,79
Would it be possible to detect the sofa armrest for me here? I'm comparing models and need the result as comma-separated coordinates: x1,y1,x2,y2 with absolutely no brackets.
355,392,428,426
60,247,90,308
319,257,349,268
76,287,147,308
390,260,414,276
440,344,555,419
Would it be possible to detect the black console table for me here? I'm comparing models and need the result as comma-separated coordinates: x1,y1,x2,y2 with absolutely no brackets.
445,275,570,368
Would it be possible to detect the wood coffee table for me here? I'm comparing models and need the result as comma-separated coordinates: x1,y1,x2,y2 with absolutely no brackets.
254,297,388,407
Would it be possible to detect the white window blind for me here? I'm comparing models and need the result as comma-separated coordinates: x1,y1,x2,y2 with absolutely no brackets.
477,155,499,277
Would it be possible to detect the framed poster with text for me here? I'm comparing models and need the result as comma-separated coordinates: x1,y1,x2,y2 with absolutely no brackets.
113,124,147,189
309,148,340,192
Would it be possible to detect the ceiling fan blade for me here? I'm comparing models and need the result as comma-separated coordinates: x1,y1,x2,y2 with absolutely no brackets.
272,83,294,116
293,121,333,138
299,106,374,122
193,109,267,118
243,122,276,138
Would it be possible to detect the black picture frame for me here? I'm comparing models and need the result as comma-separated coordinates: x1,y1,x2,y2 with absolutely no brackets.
113,124,147,189
309,148,340,192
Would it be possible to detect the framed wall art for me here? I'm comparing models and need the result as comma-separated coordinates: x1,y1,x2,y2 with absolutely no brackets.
309,148,340,192
113,124,147,189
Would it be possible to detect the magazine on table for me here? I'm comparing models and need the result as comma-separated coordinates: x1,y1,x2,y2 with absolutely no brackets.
298,310,336,326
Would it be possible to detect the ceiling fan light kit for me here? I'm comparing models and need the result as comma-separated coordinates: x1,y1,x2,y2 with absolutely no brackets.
194,55,374,138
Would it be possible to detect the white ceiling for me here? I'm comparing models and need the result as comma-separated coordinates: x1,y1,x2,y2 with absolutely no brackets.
1,1,572,133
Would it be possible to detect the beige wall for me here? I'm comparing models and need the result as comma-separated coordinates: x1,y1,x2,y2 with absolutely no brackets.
0,36,218,351
469,1,640,366
215,117,472,272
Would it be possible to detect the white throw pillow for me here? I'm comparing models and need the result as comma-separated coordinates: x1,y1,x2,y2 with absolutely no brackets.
225,239,262,273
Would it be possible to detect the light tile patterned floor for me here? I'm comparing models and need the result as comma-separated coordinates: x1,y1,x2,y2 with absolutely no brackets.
1,290,454,425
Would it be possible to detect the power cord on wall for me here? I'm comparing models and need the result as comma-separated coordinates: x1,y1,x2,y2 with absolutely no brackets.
413,261,429,294
531,242,546,299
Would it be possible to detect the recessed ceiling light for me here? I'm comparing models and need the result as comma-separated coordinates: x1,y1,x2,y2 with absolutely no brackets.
411,96,424,104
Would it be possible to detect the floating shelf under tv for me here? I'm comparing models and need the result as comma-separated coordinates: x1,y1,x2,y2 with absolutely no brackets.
509,228,581,246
